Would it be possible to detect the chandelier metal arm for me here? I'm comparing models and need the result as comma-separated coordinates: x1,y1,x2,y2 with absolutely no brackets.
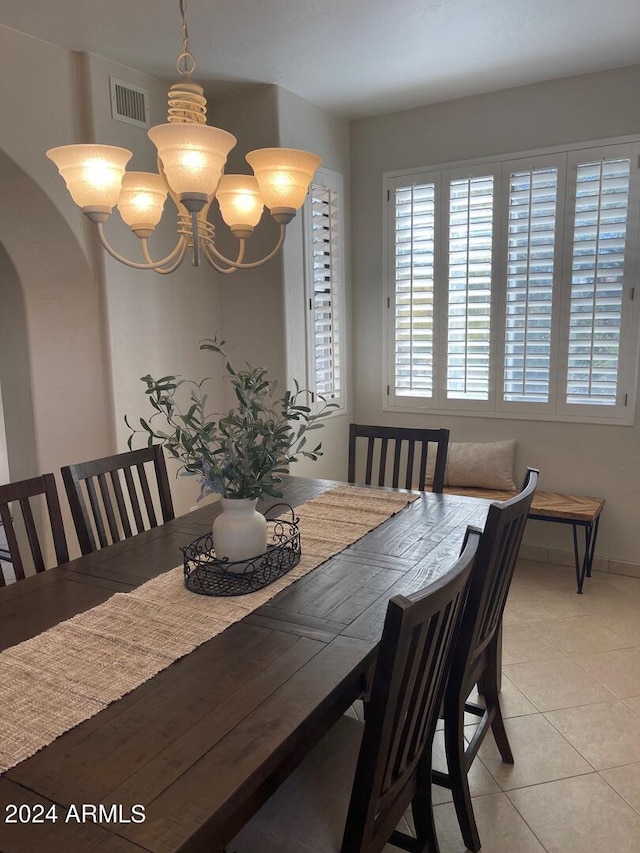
96,223,188,271
203,223,287,270
141,237,189,275
190,211,201,267
202,240,246,274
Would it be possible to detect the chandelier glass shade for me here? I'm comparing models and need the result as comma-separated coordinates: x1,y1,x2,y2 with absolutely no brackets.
46,2,322,275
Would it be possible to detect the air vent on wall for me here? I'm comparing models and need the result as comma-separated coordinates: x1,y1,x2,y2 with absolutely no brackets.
110,77,150,128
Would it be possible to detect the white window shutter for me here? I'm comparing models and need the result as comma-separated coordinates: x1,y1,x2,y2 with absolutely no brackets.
384,140,640,424
564,156,630,408
503,165,560,404
304,170,344,406
392,181,436,398
446,174,494,401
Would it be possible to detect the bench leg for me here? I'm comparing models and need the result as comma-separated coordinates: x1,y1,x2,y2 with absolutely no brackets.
572,518,601,594
585,516,600,579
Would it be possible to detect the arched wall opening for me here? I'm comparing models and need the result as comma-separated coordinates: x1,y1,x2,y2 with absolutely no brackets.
0,242,37,483
0,148,113,495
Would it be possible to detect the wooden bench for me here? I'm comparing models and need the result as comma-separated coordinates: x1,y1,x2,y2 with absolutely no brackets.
441,487,605,594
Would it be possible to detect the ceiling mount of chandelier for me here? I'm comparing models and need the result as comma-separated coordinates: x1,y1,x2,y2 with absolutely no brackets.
46,0,322,275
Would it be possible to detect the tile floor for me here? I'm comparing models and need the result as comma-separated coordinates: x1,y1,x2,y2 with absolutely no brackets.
393,558,640,852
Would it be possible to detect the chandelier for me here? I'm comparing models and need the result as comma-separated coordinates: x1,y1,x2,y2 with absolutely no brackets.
46,0,322,274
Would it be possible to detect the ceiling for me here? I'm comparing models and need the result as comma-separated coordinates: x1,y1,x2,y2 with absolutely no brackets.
1,0,640,119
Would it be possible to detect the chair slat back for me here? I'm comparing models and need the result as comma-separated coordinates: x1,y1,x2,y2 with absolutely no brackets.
455,468,538,678
135,461,158,528
111,468,134,538
0,474,69,585
61,446,175,555
348,424,450,493
341,528,479,851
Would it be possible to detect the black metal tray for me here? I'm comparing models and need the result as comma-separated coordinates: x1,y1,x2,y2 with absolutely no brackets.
182,504,301,596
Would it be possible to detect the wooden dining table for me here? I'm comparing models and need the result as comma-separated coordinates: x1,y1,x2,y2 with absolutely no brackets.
0,475,490,853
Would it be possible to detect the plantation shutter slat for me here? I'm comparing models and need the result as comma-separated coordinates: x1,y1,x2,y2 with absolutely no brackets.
446,175,494,400
394,182,435,397
503,166,559,403
565,158,630,407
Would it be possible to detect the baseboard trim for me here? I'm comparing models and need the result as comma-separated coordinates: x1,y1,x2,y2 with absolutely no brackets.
519,545,640,579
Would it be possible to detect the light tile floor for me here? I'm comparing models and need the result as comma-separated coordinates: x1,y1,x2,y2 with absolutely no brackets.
387,558,640,852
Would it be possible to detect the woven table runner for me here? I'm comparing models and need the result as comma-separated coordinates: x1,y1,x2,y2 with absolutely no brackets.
0,485,418,773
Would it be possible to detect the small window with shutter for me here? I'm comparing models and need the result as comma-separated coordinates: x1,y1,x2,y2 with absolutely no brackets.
304,169,345,411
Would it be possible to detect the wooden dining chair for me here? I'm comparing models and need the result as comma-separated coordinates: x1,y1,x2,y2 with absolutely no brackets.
61,445,175,555
0,473,69,585
432,468,539,852
229,528,480,853
347,424,450,494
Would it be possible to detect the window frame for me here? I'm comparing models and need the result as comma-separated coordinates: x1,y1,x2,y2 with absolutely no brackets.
383,136,640,425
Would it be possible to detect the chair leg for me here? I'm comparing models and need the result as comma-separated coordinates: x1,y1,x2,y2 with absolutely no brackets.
477,623,503,697
443,696,481,853
483,637,513,764
412,754,440,853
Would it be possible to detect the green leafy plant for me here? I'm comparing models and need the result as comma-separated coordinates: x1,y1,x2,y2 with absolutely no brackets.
126,337,337,500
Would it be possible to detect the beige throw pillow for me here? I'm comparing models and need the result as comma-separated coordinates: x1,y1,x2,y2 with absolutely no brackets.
444,440,516,490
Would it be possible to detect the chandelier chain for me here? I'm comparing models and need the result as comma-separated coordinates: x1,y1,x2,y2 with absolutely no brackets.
177,0,196,78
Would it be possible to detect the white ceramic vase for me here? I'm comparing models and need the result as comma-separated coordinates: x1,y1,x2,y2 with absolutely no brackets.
212,497,268,563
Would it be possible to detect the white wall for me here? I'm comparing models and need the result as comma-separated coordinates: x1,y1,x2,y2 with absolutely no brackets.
207,86,286,403
350,66,640,565
208,85,353,483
